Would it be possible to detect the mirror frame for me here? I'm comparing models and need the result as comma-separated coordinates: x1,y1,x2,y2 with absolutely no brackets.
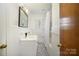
18,6,28,28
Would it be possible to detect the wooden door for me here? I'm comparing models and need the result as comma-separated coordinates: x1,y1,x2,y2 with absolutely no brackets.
60,3,79,56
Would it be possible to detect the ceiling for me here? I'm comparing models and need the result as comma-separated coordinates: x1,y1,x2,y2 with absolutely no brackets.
23,3,52,14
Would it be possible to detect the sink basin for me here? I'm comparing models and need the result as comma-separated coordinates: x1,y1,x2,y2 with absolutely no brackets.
21,35,38,41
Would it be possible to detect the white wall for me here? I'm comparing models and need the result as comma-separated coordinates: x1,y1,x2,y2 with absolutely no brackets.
46,3,60,56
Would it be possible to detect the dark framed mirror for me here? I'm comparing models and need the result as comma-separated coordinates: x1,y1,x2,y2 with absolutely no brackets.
18,6,28,28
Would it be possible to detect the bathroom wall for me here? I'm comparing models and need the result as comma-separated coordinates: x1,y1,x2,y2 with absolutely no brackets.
51,3,60,56
46,3,60,56
28,13,43,35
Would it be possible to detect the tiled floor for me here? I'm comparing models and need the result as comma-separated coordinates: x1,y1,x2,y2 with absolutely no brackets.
36,42,49,56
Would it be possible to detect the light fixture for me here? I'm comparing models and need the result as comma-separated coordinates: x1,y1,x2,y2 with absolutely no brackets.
19,3,29,15
25,8,29,14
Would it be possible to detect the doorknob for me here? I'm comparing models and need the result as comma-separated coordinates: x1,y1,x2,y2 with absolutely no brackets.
0,43,7,49
57,43,62,47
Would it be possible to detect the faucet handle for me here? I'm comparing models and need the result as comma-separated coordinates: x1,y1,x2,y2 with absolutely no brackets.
25,33,27,37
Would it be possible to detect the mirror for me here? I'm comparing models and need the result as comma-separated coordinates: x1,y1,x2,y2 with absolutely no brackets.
18,6,28,28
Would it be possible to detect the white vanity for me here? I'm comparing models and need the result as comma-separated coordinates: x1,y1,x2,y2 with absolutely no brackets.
19,35,38,56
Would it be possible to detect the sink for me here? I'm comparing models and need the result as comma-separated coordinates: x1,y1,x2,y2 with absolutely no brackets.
21,35,38,41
